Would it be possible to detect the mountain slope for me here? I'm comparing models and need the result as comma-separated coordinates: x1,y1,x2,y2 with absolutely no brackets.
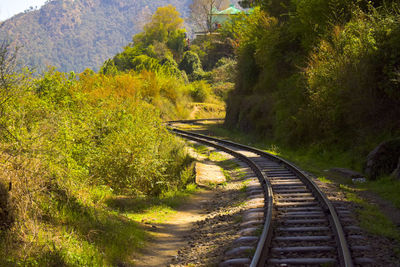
0,0,191,72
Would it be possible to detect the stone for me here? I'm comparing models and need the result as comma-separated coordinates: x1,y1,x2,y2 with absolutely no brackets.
219,258,251,267
392,157,400,180
329,168,364,179
195,161,226,186
363,138,400,180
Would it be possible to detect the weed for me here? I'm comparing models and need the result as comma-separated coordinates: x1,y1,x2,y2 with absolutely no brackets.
318,176,333,184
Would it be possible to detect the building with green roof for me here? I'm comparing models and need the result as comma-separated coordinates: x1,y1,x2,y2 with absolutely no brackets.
211,4,253,26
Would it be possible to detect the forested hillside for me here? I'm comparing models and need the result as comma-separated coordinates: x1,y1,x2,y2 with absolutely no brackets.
225,0,400,157
0,0,191,72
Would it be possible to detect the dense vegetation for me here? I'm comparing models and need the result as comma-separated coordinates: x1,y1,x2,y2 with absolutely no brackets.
0,0,191,72
225,0,400,169
0,54,194,266
0,4,235,264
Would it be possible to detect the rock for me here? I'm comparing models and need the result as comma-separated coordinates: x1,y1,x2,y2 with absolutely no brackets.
392,157,400,180
364,138,400,180
195,161,226,187
329,168,364,179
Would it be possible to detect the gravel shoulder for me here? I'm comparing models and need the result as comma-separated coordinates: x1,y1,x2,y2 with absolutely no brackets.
313,173,400,266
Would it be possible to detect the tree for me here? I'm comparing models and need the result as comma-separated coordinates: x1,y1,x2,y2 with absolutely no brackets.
134,5,185,45
133,5,186,59
102,5,187,74
189,0,231,33
179,51,202,75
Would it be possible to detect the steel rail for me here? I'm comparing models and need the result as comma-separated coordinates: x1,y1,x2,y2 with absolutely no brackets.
168,121,353,267
170,129,274,267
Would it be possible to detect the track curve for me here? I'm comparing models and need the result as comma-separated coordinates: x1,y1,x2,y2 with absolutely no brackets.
168,120,355,267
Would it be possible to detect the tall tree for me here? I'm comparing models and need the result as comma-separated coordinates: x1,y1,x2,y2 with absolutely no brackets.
134,5,184,45
189,0,231,33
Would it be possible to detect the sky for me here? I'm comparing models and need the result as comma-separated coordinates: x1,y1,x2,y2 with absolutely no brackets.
0,0,47,21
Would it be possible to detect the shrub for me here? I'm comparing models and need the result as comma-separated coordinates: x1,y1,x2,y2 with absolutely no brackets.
89,102,186,196
212,57,237,84
189,80,212,102
178,51,202,76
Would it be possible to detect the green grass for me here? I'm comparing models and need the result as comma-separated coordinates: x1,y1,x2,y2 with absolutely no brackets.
363,177,400,209
317,176,333,184
340,184,400,241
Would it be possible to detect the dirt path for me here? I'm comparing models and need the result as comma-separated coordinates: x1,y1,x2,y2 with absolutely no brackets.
132,189,216,267
132,145,246,267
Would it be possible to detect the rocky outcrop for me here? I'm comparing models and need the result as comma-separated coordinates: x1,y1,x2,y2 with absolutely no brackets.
364,138,400,180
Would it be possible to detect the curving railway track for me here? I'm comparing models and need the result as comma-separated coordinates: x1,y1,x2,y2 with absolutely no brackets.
168,119,373,267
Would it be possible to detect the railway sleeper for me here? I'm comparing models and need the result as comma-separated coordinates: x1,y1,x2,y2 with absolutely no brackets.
238,227,260,236
268,257,336,265
240,219,263,228
269,177,300,180
274,235,332,241
233,236,259,245
277,226,330,232
279,211,324,216
271,246,335,253
278,213,325,219
275,197,316,201
225,246,255,257
279,219,328,224
274,193,313,197
277,206,323,212
274,189,309,193
219,258,251,267
270,178,302,182
275,201,319,207
248,190,264,196
271,183,305,188
272,186,308,190
351,245,371,251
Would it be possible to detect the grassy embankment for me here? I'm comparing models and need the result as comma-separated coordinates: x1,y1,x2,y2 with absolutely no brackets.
195,123,400,242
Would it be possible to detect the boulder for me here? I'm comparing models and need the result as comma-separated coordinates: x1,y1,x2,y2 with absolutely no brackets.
364,138,400,180
392,157,400,180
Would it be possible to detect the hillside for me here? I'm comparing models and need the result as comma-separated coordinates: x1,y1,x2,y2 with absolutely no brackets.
0,0,191,72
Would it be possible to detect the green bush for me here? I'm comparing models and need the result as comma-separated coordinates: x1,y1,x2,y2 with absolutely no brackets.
189,80,212,102
178,51,202,76
89,102,187,196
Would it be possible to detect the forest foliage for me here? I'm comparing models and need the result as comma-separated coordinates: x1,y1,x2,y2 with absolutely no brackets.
0,2,238,263
0,4,235,265
225,0,400,156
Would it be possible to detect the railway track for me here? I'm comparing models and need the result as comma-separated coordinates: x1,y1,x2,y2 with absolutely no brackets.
168,119,373,266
